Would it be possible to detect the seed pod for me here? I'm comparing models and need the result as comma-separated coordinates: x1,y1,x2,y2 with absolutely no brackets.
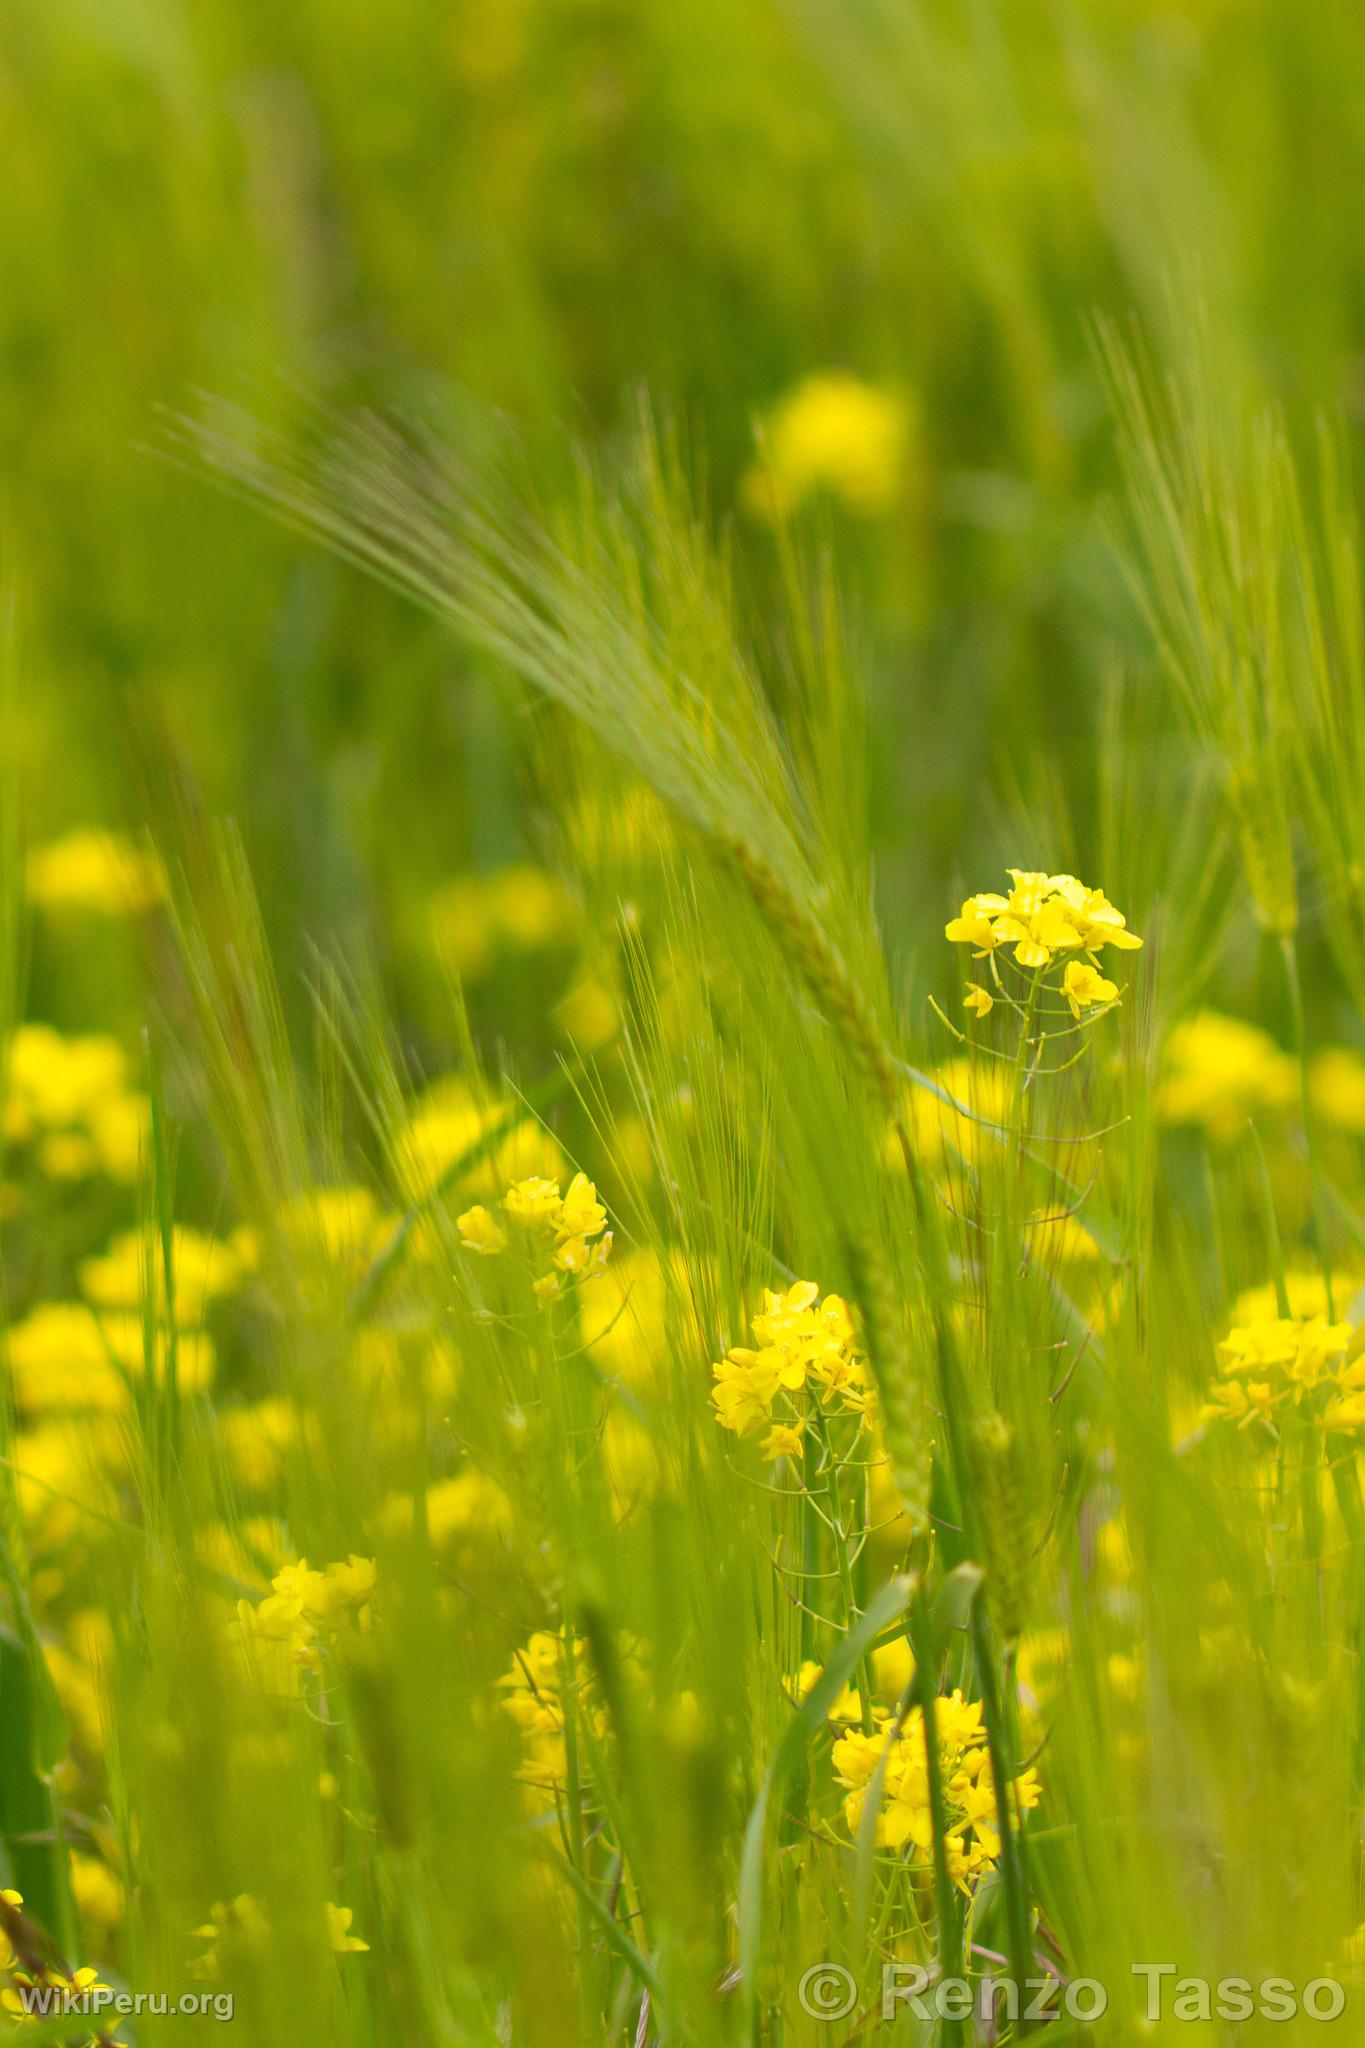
973,1411,1033,1645
848,1227,932,1535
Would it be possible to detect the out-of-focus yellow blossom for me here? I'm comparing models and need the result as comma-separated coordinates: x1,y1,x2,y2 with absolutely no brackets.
578,1249,670,1389
237,1555,378,1679
1026,1208,1102,1266
794,1639,915,1723
456,1203,508,1254
601,1408,665,1515
886,1059,1014,1170
744,373,911,519
189,1894,270,1978
2,1025,149,1182
398,1077,564,1204
44,1625,114,1758
1157,1011,1297,1141
26,828,163,916
351,1325,460,1413
1092,1516,1133,1584
7,1301,216,1412
377,1469,515,1548
832,1689,1040,1887
217,1399,307,1492
233,1185,393,1289
1229,1270,1361,1326
711,1279,873,1435
428,864,570,979
14,1421,126,1552
1309,1046,1365,1136
69,1852,124,1939
498,1628,612,1801
555,973,620,1049
2,1957,110,2022
195,1518,285,1589
79,1226,244,1324
1201,1277,1364,1433
1016,1627,1071,1713
325,1904,369,1954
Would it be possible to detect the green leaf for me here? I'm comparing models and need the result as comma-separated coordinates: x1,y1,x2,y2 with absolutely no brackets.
737,1574,913,2029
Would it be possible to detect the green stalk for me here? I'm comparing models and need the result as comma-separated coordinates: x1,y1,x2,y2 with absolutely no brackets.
970,1600,1034,2031
814,1405,875,1733
910,1584,965,2046
1281,933,1334,1316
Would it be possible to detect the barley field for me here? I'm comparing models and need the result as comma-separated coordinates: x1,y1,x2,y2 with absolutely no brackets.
5,2,1365,2041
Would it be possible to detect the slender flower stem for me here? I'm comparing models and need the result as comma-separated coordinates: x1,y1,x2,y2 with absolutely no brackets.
911,1583,965,2046
814,1407,875,1733
971,1600,1034,2031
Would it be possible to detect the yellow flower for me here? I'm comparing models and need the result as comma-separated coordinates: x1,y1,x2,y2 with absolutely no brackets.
944,898,1006,953
761,1420,805,1462
963,983,993,1018
7,1301,216,1413
558,1171,607,1242
1157,1011,1297,1141
710,1358,771,1435
831,1687,1035,1885
70,1852,123,1939
457,1204,508,1255
502,1176,564,1231
397,1078,564,1205
2,1025,149,1182
1309,1047,1365,1135
237,1555,377,1676
1198,1378,1282,1427
428,865,570,977
26,827,163,915
711,1278,871,1434
1061,959,1118,1017
490,1170,612,1290
79,1225,242,1323
326,1904,369,1953
945,870,1140,977
745,373,911,519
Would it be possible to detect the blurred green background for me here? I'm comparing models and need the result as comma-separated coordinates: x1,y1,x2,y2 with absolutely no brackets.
11,0,1365,1006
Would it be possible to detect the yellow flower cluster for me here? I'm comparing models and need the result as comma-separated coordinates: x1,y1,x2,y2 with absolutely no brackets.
947,868,1141,1019
7,1301,215,1415
237,1555,378,1674
1200,1272,1365,1431
886,1058,1014,1170
190,1894,367,1978
376,1468,514,1551
497,1629,608,1798
26,828,163,917
457,1171,612,1298
1157,1011,1298,1142
427,864,570,979
1309,1047,1365,1136
832,1691,1041,1888
744,373,911,520
3,1223,243,1442
710,1280,874,1454
2,1024,149,1182
0,1886,110,2025
398,1077,564,1204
